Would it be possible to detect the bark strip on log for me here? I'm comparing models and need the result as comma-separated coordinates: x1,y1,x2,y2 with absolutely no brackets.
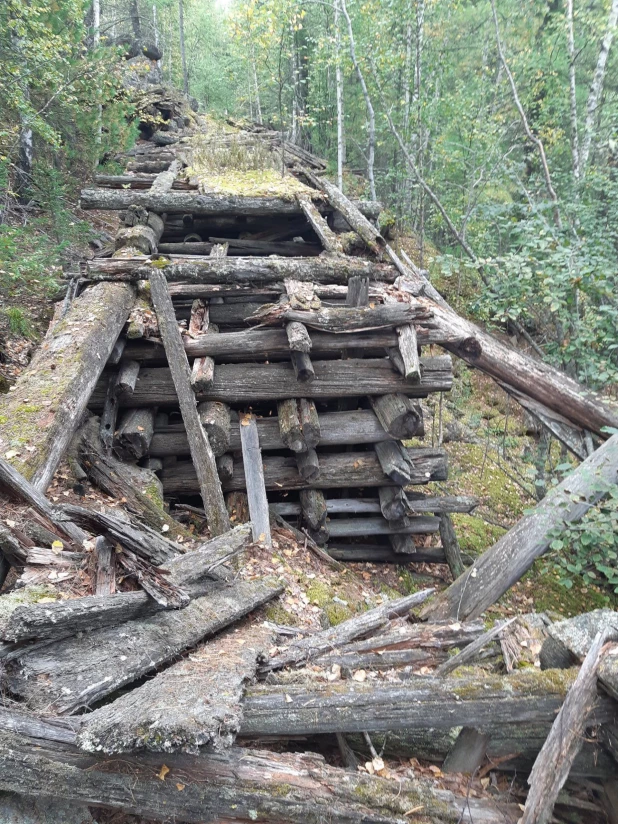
162,447,448,495
2,577,282,713
92,358,453,406
149,268,229,536
0,282,135,491
78,623,274,754
422,434,618,622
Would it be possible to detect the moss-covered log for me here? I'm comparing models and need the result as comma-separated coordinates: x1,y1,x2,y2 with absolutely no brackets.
0,282,134,490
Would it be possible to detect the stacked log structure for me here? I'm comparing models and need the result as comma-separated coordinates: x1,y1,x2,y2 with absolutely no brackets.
79,124,471,569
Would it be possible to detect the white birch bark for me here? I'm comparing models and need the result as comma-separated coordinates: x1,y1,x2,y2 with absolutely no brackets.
334,0,345,189
566,0,580,180
178,0,189,96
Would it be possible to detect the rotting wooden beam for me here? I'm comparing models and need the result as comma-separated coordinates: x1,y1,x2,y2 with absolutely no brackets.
0,281,135,491
239,414,272,547
149,268,230,536
297,194,344,253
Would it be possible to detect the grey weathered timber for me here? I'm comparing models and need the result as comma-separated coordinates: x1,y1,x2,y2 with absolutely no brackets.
327,516,440,538
297,194,344,253
3,578,281,714
116,359,140,394
1,525,252,643
300,489,328,533
296,448,320,482
522,628,616,824
100,374,120,453
152,409,392,456
0,730,514,824
262,590,433,672
298,398,320,448
397,324,421,382
0,457,87,546
85,255,395,285
114,407,155,459
379,486,408,520
78,623,273,755
434,618,517,677
107,335,126,365
149,268,229,536
370,394,423,439
277,399,305,452
198,401,231,456
442,728,489,775
439,513,465,579
159,240,322,257
149,158,181,196
162,447,448,495
0,791,94,824
286,321,312,353
389,534,418,554
0,552,10,589
375,440,413,485
216,453,234,483
92,358,453,407
0,282,135,491
80,188,380,217
290,350,315,382
61,504,179,565
421,435,618,622
0,525,27,567
239,415,271,547
253,302,431,332
346,275,370,307
327,545,450,564
96,173,196,189
189,298,216,391
266,494,478,518
94,536,115,596
241,667,613,738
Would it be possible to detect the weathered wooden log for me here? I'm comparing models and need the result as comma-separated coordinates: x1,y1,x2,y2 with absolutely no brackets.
347,274,370,307
296,447,320,482
435,618,517,677
442,728,489,775
149,158,181,196
379,486,409,521
0,551,10,589
197,401,231,456
375,440,414,485
114,407,156,459
108,335,127,365
370,394,423,439
188,298,215,391
262,590,433,672
85,255,395,285
300,489,328,532
0,524,28,567
272,494,477,518
422,434,618,622
216,452,234,483
253,302,432,332
152,409,392,456
79,623,273,755
286,321,312,353
297,195,344,253
277,398,305,452
0,282,135,490
116,359,140,394
389,534,417,553
92,358,453,407
3,578,281,713
290,350,315,382
100,375,120,453
115,545,190,609
439,513,465,579
0,457,87,545
1,526,252,643
149,268,229,536
242,667,615,737
0,791,95,823
162,447,448,495
94,536,115,596
326,545,455,564
327,516,440,537
0,728,513,824
522,628,616,824
125,326,456,362
240,414,272,547
80,188,381,218
397,323,421,382
96,173,196,190
212,237,321,257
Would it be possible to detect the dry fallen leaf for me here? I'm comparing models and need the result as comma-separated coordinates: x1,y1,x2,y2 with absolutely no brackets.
51,540,64,555
352,669,367,682
285,694,293,703
372,757,385,772
176,783,185,791
364,761,375,775
157,764,170,781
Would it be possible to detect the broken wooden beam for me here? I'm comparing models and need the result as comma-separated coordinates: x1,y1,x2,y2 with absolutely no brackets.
370,394,423,439
92,358,453,407
149,268,230,536
161,447,448,495
2,577,281,713
0,281,135,491
113,407,156,459
421,434,618,622
297,194,344,253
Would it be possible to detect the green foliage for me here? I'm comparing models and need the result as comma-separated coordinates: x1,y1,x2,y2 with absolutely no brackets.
1,307,34,338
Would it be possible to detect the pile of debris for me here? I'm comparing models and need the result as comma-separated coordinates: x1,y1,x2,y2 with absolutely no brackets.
1,107,618,823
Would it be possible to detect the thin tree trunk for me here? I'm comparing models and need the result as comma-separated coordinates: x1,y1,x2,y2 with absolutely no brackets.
339,0,376,200
178,0,189,96
566,0,580,180
153,3,159,48
580,0,618,172
334,0,345,189
130,0,142,40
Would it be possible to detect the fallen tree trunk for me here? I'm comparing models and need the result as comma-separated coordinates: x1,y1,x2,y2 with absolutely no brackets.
2,577,281,714
91,359,452,407
162,447,448,495
78,623,274,754
240,668,615,737
84,255,395,284
0,728,516,824
0,282,134,490
252,302,432,332
421,434,618,622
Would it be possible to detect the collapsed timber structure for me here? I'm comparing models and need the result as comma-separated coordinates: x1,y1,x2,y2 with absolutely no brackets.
1,95,618,823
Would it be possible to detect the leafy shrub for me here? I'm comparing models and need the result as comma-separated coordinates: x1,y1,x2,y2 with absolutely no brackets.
1,307,34,338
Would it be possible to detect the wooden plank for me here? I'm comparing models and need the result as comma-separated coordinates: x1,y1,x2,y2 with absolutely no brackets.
397,323,421,382
271,494,478,518
239,414,272,547
149,268,229,536
327,516,440,537
162,447,448,495
94,536,115,596
439,513,465,579
297,195,343,253
435,618,517,677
